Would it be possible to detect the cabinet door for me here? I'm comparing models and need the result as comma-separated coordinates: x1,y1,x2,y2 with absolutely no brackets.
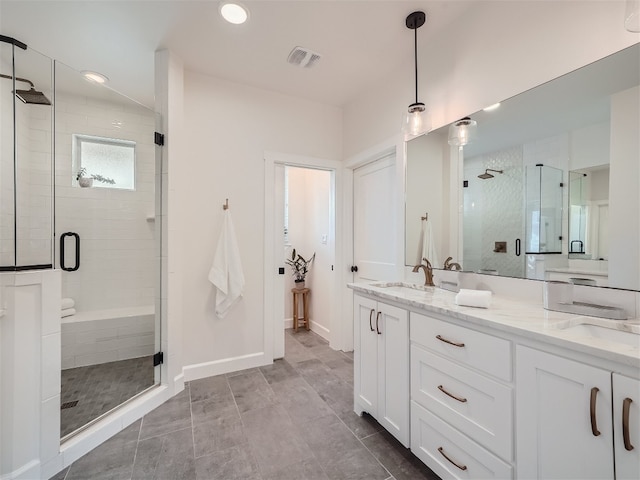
354,295,378,415
613,373,640,480
516,346,613,480
377,302,409,446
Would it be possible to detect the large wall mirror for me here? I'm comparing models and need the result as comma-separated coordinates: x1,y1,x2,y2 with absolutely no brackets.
406,42,639,291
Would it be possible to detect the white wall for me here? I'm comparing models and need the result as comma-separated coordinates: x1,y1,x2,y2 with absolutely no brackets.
344,1,637,158
179,71,341,377
285,167,332,337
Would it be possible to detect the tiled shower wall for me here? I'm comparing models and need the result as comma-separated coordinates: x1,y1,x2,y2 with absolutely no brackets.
0,73,53,267
54,91,156,312
464,146,525,278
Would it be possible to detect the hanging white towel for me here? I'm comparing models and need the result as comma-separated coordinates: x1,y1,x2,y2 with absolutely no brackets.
208,210,245,318
415,219,426,265
61,298,75,310
61,308,76,318
422,218,439,268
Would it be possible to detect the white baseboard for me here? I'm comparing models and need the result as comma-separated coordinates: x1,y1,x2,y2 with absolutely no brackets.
310,321,330,340
182,351,269,382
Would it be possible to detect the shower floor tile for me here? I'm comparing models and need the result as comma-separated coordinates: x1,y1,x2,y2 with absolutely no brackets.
60,355,154,438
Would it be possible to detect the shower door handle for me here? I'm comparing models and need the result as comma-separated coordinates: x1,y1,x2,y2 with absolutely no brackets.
60,232,80,272
515,238,521,256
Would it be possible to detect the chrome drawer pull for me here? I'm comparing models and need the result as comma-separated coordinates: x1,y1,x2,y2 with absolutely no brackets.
438,447,467,471
436,334,465,348
623,397,634,451
590,387,601,437
438,385,467,403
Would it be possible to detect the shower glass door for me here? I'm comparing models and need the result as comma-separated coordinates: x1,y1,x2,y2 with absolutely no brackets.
54,61,161,438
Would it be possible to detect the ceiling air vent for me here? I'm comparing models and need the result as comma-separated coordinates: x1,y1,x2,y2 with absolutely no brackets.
287,46,321,69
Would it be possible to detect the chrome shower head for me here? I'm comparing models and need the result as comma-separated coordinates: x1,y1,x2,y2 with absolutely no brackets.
478,168,504,180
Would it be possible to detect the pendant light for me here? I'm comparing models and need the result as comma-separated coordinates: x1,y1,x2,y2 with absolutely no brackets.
402,11,430,140
448,117,478,146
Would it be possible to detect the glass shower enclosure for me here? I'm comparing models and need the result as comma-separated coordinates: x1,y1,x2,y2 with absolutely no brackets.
0,34,162,442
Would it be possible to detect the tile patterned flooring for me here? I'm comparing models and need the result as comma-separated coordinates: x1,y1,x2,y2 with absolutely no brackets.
61,356,155,437
51,329,440,480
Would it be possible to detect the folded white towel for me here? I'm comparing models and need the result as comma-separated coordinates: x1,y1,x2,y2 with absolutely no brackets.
208,210,245,318
61,298,75,310
455,289,492,309
61,308,76,318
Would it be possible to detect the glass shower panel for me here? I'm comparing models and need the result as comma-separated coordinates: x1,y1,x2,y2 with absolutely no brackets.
525,164,563,254
0,39,53,269
55,61,160,438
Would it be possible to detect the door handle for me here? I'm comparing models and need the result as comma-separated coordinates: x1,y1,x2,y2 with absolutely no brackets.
623,397,634,451
369,309,375,332
351,265,358,273
60,232,80,272
515,238,521,256
590,387,601,436
376,311,381,335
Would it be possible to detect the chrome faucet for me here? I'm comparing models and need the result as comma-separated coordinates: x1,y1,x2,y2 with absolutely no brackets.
412,258,435,286
443,256,462,271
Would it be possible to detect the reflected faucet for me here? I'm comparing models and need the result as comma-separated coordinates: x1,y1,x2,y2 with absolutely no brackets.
412,258,435,286
443,257,462,271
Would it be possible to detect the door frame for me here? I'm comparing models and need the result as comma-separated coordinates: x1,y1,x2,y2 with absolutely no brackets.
264,151,343,358
342,134,405,352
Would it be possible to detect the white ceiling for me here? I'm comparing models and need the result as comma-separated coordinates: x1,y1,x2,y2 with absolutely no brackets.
0,1,476,109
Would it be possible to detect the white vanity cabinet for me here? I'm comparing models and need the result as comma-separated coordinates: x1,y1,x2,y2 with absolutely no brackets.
410,312,514,479
516,346,639,480
353,294,410,446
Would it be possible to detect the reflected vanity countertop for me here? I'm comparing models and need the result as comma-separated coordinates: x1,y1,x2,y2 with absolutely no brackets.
545,267,608,277
348,282,640,368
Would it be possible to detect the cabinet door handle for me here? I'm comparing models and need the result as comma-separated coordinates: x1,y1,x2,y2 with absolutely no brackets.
438,385,468,403
435,334,465,348
369,309,375,332
437,447,467,471
590,387,601,437
623,397,634,451
376,311,382,335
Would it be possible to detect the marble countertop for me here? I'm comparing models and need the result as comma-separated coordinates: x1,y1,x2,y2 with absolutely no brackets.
348,282,640,369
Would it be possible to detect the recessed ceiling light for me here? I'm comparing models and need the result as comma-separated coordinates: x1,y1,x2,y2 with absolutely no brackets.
81,71,109,84
220,2,249,24
483,102,501,112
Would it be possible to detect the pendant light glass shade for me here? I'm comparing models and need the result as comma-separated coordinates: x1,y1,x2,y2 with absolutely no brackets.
402,11,430,140
402,102,430,140
625,0,640,32
448,117,477,146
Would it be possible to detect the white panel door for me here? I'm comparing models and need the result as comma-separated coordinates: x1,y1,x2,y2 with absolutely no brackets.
613,373,640,480
516,346,613,480
353,154,396,281
273,164,286,359
377,301,409,447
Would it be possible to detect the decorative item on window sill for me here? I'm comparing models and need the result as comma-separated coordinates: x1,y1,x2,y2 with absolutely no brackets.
401,11,431,140
448,117,478,146
76,167,115,188
286,248,315,289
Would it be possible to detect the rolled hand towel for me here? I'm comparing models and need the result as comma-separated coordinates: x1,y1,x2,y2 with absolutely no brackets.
455,289,492,309
61,298,75,310
61,308,76,318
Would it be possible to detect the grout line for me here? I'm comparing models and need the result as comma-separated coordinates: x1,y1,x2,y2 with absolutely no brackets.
189,381,197,463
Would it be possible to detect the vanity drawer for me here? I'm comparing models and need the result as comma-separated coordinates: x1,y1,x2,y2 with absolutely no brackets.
411,400,513,480
410,312,512,381
411,345,513,461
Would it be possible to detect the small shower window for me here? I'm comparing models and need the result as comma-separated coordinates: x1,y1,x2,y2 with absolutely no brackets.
72,134,136,190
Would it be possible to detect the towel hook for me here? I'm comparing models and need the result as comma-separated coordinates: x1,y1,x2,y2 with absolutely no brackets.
223,198,229,210
421,212,428,221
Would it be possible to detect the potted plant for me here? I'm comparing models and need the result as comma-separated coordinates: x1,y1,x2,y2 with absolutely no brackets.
76,167,116,188
286,248,315,289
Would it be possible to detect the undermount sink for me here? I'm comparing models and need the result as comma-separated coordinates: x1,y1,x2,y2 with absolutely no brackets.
560,323,640,348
